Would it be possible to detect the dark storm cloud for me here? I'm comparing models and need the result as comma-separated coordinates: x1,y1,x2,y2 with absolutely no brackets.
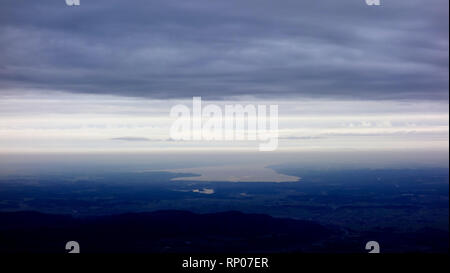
0,0,448,100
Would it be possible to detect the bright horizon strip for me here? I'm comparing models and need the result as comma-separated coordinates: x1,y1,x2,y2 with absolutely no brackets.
0,91,448,153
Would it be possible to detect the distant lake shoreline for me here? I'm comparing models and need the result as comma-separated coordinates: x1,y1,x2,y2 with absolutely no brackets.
163,164,300,183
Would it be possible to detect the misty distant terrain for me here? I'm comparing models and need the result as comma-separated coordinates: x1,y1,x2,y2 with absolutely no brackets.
0,167,448,253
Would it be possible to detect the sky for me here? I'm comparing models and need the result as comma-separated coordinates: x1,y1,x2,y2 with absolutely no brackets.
0,0,448,161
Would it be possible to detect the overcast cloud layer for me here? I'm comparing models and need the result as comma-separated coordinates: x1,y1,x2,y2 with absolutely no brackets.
0,0,448,100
